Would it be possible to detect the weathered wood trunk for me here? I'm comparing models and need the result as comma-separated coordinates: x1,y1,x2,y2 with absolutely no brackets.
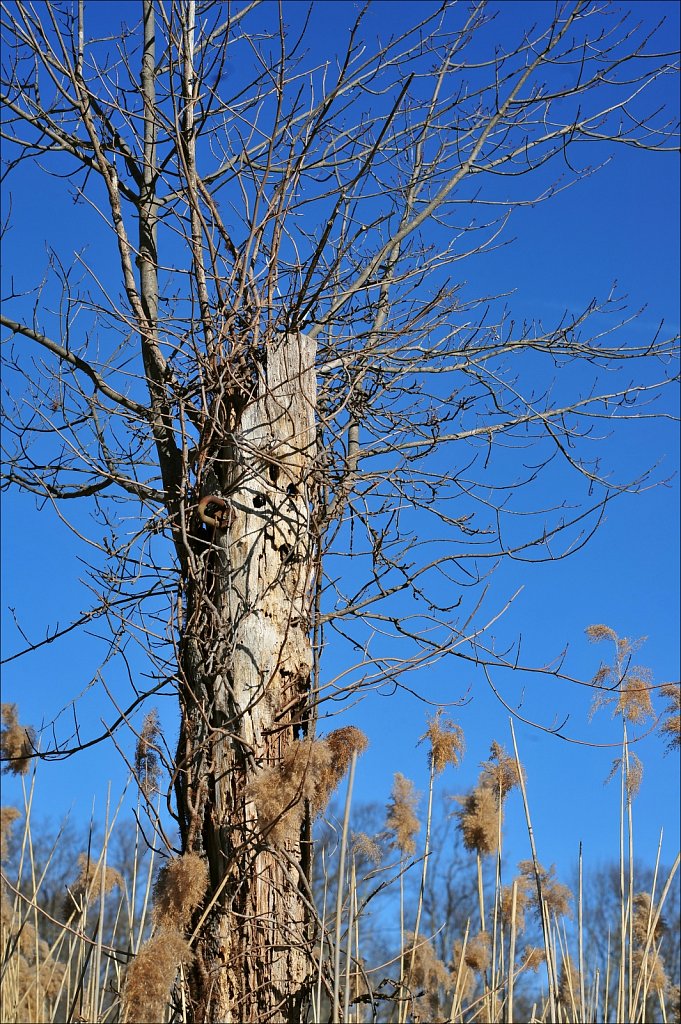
176,330,318,1022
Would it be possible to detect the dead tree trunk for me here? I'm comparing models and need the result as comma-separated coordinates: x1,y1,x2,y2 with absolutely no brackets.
177,329,318,1022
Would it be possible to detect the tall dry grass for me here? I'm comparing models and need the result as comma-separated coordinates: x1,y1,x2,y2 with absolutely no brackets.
1,637,679,1023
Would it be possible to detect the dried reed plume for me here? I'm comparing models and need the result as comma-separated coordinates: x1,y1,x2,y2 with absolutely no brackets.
480,740,523,799
606,750,644,797
63,852,124,918
633,946,668,993
616,671,654,724
632,891,665,946
248,728,368,846
557,954,582,1016
450,932,490,1002
135,709,161,797
501,874,531,932
454,783,499,856
153,852,209,929
121,930,192,1024
591,667,654,724
248,738,319,846
585,624,618,643
352,832,383,865
586,626,654,725
0,806,20,849
422,712,465,774
1,869,66,1022
403,933,449,1020
518,859,572,919
121,853,209,1024
659,682,680,753
386,772,420,856
522,945,546,971
0,704,35,775
461,930,490,973
323,727,369,804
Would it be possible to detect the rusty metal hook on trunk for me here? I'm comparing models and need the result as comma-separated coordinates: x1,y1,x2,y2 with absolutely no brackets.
198,495,233,530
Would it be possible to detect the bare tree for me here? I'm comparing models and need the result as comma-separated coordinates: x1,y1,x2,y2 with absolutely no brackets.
1,1,678,1020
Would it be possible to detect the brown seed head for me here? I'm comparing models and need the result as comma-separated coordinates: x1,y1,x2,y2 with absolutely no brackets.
64,853,124,918
585,624,618,643
501,874,532,933
248,739,318,846
617,636,634,658
557,954,581,1012
606,751,644,797
386,773,420,856
523,945,546,971
632,891,665,946
667,983,680,1024
422,712,465,774
454,784,499,857
451,939,475,1001
318,726,369,810
592,664,613,687
632,946,668,993
616,672,654,724
480,741,523,800
0,704,35,775
352,831,383,865
518,859,572,920
135,710,161,797
248,729,367,846
403,932,449,1019
659,683,680,754
121,929,192,1024
0,805,21,850
463,930,490,972
153,853,208,930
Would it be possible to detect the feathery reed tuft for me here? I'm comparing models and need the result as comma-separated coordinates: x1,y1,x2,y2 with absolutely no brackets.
450,932,490,1002
557,954,581,1015
63,852,124,917
659,682,680,752
248,738,318,845
454,783,499,856
462,930,491,973
523,945,546,971
606,750,644,796
135,709,162,796
422,712,465,774
616,671,654,724
386,772,420,856
0,704,35,775
153,852,209,930
518,859,572,919
585,624,618,643
352,831,383,864
122,852,208,1023
632,946,668,992
480,740,523,798
121,929,193,1024
248,728,368,846
501,874,531,932
632,891,665,946
403,933,449,1019
0,806,20,848
319,726,369,809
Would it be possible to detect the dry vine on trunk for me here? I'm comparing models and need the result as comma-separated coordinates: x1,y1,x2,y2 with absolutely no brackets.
1,2,678,1021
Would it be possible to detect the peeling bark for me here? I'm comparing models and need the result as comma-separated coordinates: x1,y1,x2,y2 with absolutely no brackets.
178,330,317,1023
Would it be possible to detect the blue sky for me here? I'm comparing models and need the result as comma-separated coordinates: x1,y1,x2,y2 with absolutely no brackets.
1,0,679,907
